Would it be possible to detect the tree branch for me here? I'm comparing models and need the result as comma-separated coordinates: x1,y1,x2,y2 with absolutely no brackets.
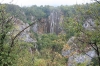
94,0,100,4
11,21,36,47
8,21,36,55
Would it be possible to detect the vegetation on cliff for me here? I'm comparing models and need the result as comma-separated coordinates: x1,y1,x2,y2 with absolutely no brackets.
1,1,100,66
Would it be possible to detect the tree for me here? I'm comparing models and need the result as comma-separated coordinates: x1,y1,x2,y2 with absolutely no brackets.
0,4,36,66
64,2,100,65
0,4,14,66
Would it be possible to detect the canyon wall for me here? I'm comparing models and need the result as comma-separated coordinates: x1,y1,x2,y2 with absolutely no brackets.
31,10,64,34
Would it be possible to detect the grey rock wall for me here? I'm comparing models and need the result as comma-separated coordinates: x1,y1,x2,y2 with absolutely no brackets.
12,18,36,42
31,10,64,34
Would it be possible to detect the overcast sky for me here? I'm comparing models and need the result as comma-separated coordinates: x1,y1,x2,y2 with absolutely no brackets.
0,0,93,6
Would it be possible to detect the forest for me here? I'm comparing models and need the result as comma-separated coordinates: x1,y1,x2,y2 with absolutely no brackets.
0,0,100,66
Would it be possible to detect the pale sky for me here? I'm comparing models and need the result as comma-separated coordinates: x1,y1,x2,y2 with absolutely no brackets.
0,0,93,6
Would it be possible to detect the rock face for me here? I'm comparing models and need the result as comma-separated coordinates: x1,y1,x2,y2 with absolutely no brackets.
62,37,97,66
12,18,36,42
62,37,77,57
49,10,63,34
62,18,97,66
83,18,95,30
31,10,64,34
68,51,96,66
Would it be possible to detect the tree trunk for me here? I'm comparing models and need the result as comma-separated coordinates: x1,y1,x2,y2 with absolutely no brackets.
97,56,100,66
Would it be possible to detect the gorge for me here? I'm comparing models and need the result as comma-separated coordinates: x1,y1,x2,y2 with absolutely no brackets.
1,3,100,66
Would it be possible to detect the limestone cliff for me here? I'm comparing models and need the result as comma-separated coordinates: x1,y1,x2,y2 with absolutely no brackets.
31,10,64,34
62,37,97,66
12,18,36,42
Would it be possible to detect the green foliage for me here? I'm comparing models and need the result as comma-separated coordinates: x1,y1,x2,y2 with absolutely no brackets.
0,4,15,66
34,58,47,66
35,33,66,66
0,3,69,66
5,4,53,24
14,41,34,66
2,2,100,66
59,5,78,17
37,34,57,50
22,5,51,20
6,4,27,22
63,17,82,40
37,33,65,53
63,2,100,65
90,57,99,66
76,63,87,66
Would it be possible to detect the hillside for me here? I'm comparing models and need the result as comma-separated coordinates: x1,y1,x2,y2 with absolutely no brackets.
0,2,100,66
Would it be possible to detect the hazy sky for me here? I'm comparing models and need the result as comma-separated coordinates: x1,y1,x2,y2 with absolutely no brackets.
0,0,92,6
